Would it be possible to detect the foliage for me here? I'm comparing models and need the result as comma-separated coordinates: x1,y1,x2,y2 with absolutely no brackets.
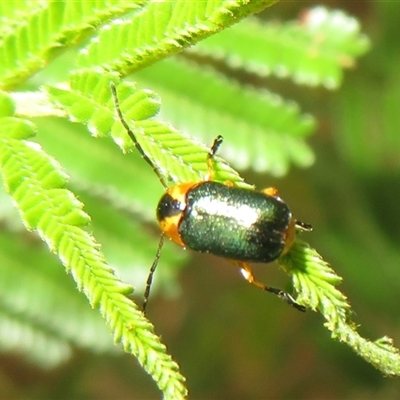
0,1,397,399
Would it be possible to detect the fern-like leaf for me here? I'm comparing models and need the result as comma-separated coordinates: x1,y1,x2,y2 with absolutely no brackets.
76,189,187,296
0,228,116,366
47,70,250,188
133,57,316,176
188,7,370,89
0,306,72,368
77,0,277,74
0,106,187,398
280,240,400,376
0,1,145,89
35,116,161,220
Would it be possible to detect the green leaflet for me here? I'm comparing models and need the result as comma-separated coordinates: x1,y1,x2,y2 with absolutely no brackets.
0,0,145,89
133,58,316,176
0,227,117,368
0,107,187,398
189,7,370,89
48,70,251,188
280,240,400,376
77,0,276,74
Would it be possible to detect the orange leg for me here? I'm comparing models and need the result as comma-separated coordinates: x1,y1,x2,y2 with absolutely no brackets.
261,187,279,197
223,180,235,187
237,261,306,312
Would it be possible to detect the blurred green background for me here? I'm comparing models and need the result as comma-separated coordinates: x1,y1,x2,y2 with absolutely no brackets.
2,1,400,399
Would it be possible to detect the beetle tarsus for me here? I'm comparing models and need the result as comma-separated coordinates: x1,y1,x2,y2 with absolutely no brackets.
295,220,313,231
238,262,306,312
277,290,306,312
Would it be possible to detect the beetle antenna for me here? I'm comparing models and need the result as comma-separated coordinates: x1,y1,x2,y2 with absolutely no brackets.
111,82,169,189
142,233,165,315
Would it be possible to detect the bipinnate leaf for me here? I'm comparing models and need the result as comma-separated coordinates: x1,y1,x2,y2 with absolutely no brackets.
280,240,400,376
0,98,187,398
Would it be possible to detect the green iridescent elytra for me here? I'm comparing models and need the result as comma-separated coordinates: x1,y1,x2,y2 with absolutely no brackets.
159,181,292,263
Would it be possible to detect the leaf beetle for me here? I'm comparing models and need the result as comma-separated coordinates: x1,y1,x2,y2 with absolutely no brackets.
111,83,312,313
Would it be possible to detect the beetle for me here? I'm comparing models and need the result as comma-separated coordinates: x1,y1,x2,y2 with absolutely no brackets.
111,83,312,313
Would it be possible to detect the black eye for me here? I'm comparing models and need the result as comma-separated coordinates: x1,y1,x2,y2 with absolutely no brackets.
157,193,184,221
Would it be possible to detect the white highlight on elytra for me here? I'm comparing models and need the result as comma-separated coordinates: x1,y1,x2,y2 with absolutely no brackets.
192,197,259,228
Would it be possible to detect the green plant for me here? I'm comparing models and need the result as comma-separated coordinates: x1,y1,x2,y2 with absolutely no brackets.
0,1,398,398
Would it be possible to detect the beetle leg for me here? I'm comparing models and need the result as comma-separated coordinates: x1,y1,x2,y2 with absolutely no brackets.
205,135,224,181
205,136,236,188
237,261,306,312
261,187,279,197
223,180,235,187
